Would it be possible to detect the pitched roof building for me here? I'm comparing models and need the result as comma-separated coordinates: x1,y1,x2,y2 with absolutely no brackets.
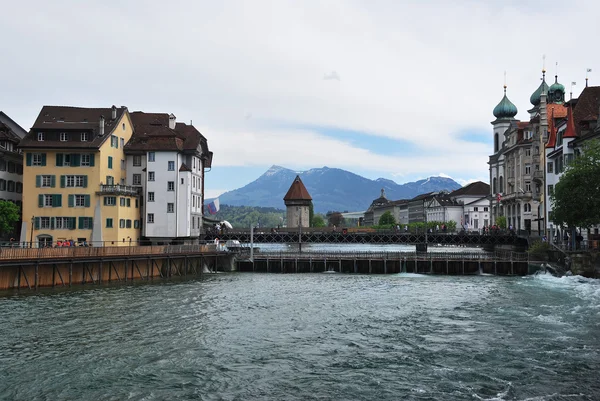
284,175,312,228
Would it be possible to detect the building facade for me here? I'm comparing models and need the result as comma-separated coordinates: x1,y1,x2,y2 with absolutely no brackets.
126,112,212,244
284,176,312,228
0,112,26,208
19,106,140,247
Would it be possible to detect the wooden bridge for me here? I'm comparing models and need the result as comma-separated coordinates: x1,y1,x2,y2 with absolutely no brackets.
206,228,529,248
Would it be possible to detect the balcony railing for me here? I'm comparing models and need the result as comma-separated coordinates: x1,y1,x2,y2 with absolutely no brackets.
97,184,141,196
533,170,544,181
501,191,533,202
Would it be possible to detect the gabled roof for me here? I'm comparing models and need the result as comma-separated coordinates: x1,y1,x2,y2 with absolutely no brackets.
450,181,490,197
546,104,568,149
0,111,27,139
179,163,192,172
573,86,600,134
18,105,127,149
283,175,312,201
563,104,577,139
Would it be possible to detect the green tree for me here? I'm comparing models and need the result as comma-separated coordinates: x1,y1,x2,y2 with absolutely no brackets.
309,202,314,227
0,201,20,236
495,215,507,229
551,139,600,228
378,211,396,226
328,212,344,227
312,215,326,227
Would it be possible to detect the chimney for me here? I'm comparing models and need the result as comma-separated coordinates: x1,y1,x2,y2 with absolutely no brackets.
169,113,176,130
99,115,105,136
111,105,117,120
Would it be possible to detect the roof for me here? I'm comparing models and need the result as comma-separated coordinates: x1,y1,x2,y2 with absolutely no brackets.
409,192,434,202
433,194,461,207
573,86,600,134
563,104,577,139
545,103,568,148
0,111,27,139
179,163,192,172
126,112,210,159
450,181,490,197
18,105,127,149
283,175,312,201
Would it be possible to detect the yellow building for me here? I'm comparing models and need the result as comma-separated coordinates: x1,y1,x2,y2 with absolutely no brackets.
19,106,141,247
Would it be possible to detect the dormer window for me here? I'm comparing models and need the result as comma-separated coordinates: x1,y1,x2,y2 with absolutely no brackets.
37,132,45,141
81,132,89,142
60,132,69,142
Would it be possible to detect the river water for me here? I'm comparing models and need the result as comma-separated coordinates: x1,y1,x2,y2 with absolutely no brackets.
1,273,599,400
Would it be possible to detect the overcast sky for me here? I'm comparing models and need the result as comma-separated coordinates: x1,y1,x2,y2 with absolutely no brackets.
2,0,599,199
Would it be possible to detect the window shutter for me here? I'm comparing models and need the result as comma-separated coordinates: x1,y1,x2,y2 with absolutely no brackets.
134,220,139,229
41,154,47,166
53,194,62,207
89,154,95,166
68,194,74,207
78,217,83,230
26,153,32,166
108,156,113,169
60,175,65,188
88,217,93,228
50,217,55,230
85,195,90,207
69,217,75,230
83,175,88,188
51,175,56,188
34,217,40,230
56,153,63,166
72,154,80,167
36,175,41,188
127,198,131,207
38,194,43,207
103,197,107,206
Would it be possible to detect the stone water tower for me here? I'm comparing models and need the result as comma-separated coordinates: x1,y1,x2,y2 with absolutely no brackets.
283,175,312,228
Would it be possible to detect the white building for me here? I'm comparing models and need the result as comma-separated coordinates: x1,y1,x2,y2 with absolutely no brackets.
126,112,212,244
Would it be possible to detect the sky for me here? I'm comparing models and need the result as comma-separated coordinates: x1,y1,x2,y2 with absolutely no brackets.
2,0,599,199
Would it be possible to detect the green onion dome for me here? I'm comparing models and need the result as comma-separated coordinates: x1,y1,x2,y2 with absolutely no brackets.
530,78,549,106
549,76,565,94
493,86,518,119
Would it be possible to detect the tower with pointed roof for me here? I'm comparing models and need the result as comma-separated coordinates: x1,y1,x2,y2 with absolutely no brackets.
283,175,312,228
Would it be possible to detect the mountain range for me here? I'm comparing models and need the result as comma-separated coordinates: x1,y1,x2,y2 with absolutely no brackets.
215,165,462,214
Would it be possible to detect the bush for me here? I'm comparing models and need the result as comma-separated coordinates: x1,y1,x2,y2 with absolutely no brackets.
529,240,550,258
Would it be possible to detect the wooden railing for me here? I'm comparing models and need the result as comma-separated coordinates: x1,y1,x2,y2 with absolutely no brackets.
0,244,219,261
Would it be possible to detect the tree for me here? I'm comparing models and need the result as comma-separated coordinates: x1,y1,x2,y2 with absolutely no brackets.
0,201,20,237
551,140,600,228
309,202,314,227
495,216,507,229
328,212,344,227
378,211,396,226
312,215,326,227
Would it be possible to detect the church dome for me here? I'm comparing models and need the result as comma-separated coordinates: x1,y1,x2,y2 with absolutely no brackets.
493,87,518,119
549,79,565,94
530,78,549,106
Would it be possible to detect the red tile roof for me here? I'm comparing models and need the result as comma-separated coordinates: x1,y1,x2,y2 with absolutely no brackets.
283,176,312,201
545,104,568,148
573,86,600,135
563,105,577,139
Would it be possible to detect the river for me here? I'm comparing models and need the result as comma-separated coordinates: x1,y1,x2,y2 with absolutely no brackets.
1,272,598,400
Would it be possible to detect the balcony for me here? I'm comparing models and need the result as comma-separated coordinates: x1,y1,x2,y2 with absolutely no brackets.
97,184,141,196
533,170,544,182
500,191,533,203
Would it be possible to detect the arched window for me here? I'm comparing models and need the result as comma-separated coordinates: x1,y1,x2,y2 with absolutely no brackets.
493,177,497,194
499,176,504,193
494,133,499,153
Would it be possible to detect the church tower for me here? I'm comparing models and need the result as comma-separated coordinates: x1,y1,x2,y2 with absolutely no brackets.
284,176,312,228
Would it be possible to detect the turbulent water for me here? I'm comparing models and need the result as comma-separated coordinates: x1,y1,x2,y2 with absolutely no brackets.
1,273,599,400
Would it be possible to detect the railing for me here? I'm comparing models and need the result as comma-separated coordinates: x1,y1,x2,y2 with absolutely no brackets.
97,184,141,196
247,250,528,262
0,243,219,261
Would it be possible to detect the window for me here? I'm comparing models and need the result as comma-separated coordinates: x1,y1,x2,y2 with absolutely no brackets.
168,161,175,171
120,138,125,148
122,123,125,131
33,153,43,166
60,132,69,141
55,217,71,230
75,195,86,207
119,219,125,228
525,149,531,156
474,207,479,212
135,199,139,208
193,157,196,169
81,132,89,142
106,176,114,185
40,175,53,187
108,156,113,169
104,196,116,206
484,207,489,212
133,174,142,185
134,220,140,229
148,192,155,202
7,162,15,173
106,218,113,228
81,154,91,166
133,155,142,166
148,171,155,181
525,182,531,192
525,164,531,175
40,217,50,229
111,135,118,148
37,132,45,141
148,152,155,162
119,197,125,206
126,198,131,207
79,217,93,229
0,160,5,171
547,161,553,173
0,179,5,191
16,182,22,193
44,194,53,207
167,203,174,213
547,184,554,196
126,219,132,228
147,213,154,223
167,181,174,191
63,175,87,188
